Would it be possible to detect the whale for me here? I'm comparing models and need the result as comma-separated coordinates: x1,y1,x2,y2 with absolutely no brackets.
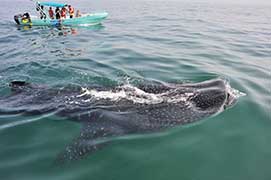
0,78,244,162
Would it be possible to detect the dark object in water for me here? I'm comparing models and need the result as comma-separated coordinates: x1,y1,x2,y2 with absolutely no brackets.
9,80,29,87
0,78,244,163
14,15,21,25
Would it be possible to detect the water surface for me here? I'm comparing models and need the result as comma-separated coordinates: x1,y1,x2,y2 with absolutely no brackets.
0,0,270,179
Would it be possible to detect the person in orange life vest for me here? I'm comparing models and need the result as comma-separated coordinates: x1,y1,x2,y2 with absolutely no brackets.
48,7,54,19
68,5,74,18
60,7,67,19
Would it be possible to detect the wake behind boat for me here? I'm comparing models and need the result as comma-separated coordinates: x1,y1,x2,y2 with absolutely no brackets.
14,1,108,26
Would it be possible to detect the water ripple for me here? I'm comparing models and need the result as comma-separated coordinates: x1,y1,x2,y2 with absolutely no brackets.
0,0,270,179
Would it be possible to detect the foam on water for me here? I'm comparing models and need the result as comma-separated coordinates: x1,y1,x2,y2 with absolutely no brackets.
225,81,246,99
77,84,195,104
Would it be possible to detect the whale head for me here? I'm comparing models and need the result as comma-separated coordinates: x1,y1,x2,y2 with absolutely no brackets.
187,79,245,113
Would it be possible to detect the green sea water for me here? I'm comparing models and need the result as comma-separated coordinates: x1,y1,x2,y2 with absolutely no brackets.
0,0,270,179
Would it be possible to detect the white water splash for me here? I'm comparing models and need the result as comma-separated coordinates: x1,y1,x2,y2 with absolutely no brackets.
225,81,246,99
77,84,194,104
223,81,246,108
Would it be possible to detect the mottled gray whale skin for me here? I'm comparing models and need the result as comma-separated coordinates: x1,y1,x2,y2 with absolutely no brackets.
0,78,243,162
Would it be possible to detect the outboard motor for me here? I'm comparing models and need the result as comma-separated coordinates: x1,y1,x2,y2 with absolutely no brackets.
14,14,21,25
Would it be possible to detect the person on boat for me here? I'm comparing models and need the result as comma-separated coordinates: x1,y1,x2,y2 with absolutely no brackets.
60,7,67,19
39,5,46,19
55,7,61,19
48,7,54,19
22,12,31,23
76,10,81,17
68,5,74,18
22,13,30,20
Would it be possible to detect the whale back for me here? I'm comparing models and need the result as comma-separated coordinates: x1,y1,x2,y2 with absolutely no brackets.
0,78,244,162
